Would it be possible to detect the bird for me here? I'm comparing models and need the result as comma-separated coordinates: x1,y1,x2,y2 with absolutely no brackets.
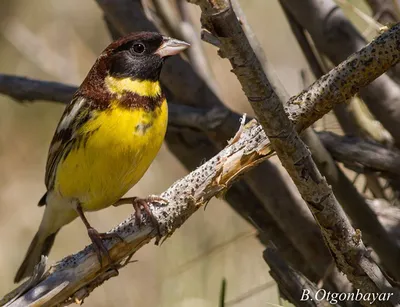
14,32,190,283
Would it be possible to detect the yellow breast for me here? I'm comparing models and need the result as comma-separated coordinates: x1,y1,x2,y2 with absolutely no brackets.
55,92,167,211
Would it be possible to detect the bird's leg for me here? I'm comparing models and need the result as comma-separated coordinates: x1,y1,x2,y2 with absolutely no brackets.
75,204,123,268
113,196,168,244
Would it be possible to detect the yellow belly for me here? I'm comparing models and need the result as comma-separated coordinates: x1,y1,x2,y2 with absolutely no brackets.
54,99,168,211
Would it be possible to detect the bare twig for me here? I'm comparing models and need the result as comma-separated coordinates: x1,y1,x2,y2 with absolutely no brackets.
0,74,75,104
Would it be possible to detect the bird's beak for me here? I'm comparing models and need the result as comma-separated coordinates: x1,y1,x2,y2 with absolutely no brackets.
155,37,190,58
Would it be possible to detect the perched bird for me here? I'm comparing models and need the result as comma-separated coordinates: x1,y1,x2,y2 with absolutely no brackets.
14,32,189,283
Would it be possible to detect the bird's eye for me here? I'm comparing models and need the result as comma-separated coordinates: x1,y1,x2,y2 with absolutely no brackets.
133,43,145,54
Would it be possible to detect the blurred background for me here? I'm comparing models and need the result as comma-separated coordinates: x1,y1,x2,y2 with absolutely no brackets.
0,0,375,306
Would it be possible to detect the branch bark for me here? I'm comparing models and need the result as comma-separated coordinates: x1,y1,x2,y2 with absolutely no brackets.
319,131,400,176
365,0,400,84
2,17,400,306
302,129,400,277
280,0,400,146
0,74,75,104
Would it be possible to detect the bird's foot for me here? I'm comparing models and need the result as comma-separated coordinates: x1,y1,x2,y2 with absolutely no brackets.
87,227,123,271
114,196,168,244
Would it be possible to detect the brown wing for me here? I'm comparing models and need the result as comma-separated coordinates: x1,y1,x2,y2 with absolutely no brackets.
45,96,91,190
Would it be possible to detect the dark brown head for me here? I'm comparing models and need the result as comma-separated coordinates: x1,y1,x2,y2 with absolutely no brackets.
77,32,189,105
101,32,189,81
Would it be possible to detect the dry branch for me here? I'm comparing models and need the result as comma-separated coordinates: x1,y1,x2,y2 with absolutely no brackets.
2,15,400,307
281,0,400,145
319,131,400,176
0,74,75,104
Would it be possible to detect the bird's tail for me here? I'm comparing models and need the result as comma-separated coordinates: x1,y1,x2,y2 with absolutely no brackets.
15,192,59,283
14,229,58,283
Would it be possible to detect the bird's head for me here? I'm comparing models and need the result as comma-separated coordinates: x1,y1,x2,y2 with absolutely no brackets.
78,32,189,104
101,32,189,81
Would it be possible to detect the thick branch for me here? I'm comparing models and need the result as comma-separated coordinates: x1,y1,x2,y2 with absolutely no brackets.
0,74,75,104
189,0,399,304
319,131,400,176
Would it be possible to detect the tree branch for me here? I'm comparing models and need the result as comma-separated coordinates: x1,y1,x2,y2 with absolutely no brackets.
189,0,400,304
364,0,400,85
302,129,400,278
281,0,400,146
0,74,75,104
319,131,400,176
